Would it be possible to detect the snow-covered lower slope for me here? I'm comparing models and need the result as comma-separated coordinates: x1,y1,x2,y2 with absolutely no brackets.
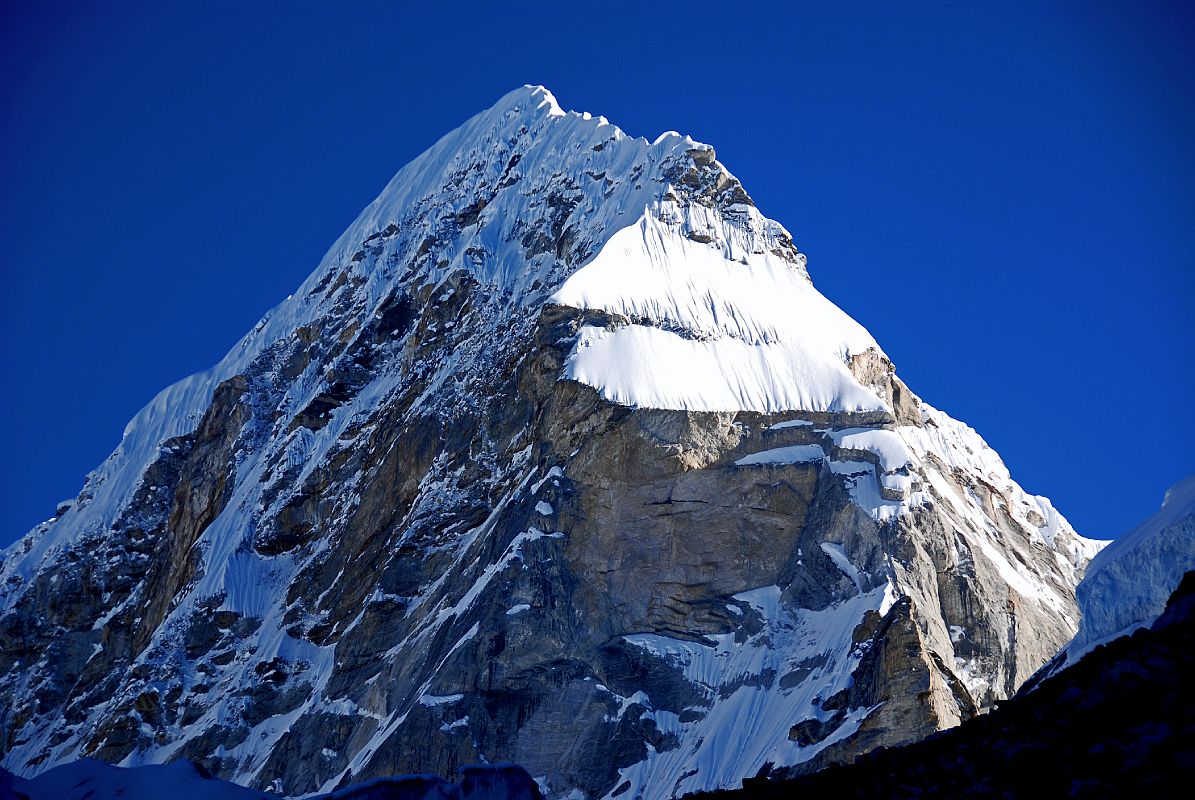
606,584,898,799
4,759,270,800
1057,474,1195,667
3,758,542,800
0,86,1104,800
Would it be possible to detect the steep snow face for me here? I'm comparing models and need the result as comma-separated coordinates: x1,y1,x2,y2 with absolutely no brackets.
0,86,1103,800
1061,474,1195,665
552,210,884,413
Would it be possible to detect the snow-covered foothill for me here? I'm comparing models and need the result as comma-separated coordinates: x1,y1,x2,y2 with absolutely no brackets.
1060,474,1195,666
3,759,270,800
4,759,544,800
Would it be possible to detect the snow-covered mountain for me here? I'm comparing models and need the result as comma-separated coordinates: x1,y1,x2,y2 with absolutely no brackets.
0,86,1103,799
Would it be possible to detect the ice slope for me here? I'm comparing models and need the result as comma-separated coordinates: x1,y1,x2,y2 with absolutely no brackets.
3,759,270,800
3,758,542,800
1060,473,1195,665
552,211,884,413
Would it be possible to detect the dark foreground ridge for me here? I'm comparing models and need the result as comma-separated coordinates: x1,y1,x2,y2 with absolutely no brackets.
1,760,543,800
691,570,1195,800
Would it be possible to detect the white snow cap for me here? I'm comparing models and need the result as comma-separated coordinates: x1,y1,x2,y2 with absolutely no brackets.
552,193,886,414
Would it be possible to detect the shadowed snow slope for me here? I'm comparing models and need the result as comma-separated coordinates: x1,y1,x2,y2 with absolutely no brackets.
3,759,542,800
1055,474,1195,669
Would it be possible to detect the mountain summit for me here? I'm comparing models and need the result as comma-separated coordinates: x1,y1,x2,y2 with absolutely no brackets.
1,86,1102,799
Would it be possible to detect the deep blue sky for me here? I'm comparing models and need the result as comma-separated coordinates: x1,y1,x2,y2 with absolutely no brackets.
1,2,1191,547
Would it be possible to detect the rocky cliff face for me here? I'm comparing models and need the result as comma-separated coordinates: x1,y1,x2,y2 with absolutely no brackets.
0,86,1102,799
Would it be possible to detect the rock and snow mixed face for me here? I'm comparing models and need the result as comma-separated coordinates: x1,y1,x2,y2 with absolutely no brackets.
0,86,1103,799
